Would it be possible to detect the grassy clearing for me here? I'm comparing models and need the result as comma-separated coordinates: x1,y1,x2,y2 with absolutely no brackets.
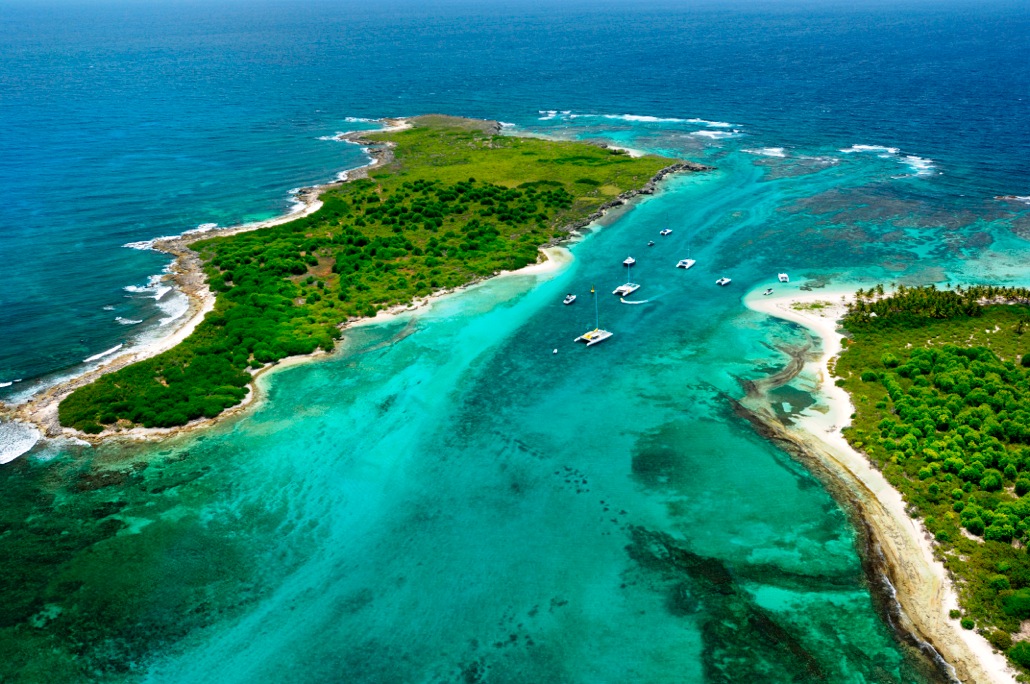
58,117,677,432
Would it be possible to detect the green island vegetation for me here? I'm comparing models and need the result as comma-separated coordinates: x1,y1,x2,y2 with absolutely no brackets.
835,283,1030,670
58,116,678,432
790,300,830,311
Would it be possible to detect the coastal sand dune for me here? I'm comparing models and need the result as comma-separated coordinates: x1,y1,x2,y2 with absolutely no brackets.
745,288,1017,684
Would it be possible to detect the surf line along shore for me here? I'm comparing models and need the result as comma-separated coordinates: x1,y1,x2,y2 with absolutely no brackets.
0,118,406,456
742,288,1018,684
1,116,709,454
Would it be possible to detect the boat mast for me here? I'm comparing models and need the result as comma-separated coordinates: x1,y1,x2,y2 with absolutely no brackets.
593,285,599,330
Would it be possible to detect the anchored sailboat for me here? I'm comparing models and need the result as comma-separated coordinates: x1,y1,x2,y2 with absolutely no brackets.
613,260,640,296
574,285,613,346
676,231,696,269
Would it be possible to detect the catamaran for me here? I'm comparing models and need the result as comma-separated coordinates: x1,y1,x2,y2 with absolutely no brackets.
660,228,672,236
778,273,790,283
574,285,613,346
716,277,732,286
623,256,636,266
614,259,640,296
676,232,696,269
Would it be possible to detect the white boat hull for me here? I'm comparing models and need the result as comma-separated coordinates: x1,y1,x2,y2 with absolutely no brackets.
575,329,613,346
613,283,640,296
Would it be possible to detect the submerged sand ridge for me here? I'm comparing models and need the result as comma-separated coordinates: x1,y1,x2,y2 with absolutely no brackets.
745,288,1018,684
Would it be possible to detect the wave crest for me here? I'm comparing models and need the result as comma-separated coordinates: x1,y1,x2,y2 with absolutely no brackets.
841,144,936,177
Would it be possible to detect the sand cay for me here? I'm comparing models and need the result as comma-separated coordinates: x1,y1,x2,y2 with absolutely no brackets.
745,287,1018,684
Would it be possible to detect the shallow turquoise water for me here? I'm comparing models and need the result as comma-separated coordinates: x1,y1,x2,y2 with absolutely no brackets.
11,116,1028,680
3,2,1030,677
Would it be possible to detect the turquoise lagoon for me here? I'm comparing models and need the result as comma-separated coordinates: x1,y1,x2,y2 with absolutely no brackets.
9,114,1030,682
4,1,1030,679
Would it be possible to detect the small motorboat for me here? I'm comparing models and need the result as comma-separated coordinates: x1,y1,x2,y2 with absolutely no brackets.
716,277,732,286
647,240,655,247
778,273,790,283
563,294,577,305
613,283,641,297
676,259,696,270
763,288,774,296
660,229,672,236
623,256,636,266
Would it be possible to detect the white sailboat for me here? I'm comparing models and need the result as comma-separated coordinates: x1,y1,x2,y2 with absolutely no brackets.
614,259,640,296
575,285,613,346
676,232,696,269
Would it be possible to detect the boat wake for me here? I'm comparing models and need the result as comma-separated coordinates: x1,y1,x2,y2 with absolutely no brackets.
620,298,652,305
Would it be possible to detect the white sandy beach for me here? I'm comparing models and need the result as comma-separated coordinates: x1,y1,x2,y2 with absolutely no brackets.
745,285,1017,684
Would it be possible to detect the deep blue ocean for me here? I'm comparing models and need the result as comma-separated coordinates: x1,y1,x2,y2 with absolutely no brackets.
2,0,1030,681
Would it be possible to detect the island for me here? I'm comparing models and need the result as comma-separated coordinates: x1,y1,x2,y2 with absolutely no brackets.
749,284,1030,683
38,116,706,437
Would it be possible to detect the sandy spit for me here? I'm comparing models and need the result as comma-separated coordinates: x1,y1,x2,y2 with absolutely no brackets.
744,287,1017,684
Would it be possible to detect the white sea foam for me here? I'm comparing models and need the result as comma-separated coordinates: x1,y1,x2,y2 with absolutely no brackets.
123,239,157,251
317,132,347,141
83,344,123,363
0,382,11,388
686,118,733,128
903,155,935,176
538,110,559,120
191,222,218,233
0,421,41,464
287,187,309,214
125,274,171,300
601,114,689,123
344,116,374,123
840,144,900,157
498,121,516,128
841,144,936,177
157,290,189,326
689,129,741,139
103,305,115,311
115,317,143,325
743,147,787,158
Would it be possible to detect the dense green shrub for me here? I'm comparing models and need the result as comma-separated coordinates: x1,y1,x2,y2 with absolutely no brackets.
1011,642,1030,668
